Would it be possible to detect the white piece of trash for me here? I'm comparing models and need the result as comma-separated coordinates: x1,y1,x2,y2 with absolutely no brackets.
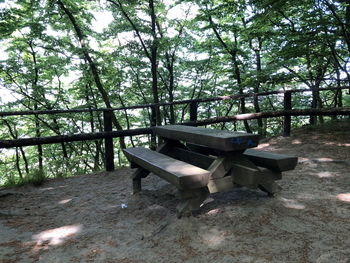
120,203,128,209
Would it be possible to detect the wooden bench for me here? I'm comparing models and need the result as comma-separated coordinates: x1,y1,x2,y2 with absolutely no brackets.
124,146,213,217
123,125,298,217
123,147,210,190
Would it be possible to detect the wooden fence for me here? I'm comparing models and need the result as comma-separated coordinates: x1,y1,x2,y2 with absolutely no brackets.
1,86,349,171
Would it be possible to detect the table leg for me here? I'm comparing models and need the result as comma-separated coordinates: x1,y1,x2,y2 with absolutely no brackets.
131,168,149,194
176,187,210,218
258,179,282,196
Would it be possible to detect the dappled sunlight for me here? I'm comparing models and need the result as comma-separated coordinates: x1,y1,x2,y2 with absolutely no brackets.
317,171,338,178
256,143,270,149
315,157,337,162
299,157,347,164
206,208,220,215
291,139,302,145
279,197,305,210
163,160,207,176
39,187,55,191
324,142,350,147
296,193,334,201
200,227,226,248
31,224,82,251
58,198,72,204
336,193,350,203
39,185,67,192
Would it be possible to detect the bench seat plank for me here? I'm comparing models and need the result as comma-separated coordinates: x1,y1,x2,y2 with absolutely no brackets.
123,147,210,190
154,125,260,152
243,149,298,172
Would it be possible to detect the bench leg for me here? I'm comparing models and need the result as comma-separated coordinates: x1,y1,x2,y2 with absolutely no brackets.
176,187,210,218
258,180,281,197
133,177,141,194
131,168,149,194
257,168,282,196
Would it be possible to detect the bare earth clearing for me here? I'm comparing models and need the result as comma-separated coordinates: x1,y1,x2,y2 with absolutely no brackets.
1,121,349,263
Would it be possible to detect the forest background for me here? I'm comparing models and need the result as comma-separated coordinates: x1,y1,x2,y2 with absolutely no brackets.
0,0,349,186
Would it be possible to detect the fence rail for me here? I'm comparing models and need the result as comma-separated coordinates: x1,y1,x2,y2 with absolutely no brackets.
0,86,348,117
1,86,349,172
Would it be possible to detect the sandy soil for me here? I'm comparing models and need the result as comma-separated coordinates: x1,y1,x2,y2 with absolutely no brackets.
1,121,349,263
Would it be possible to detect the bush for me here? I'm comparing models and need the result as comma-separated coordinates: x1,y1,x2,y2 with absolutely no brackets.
26,169,46,186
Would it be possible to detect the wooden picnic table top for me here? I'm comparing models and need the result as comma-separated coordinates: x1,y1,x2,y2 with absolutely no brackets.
153,125,260,152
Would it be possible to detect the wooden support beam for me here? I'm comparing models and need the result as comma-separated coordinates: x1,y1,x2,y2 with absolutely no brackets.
207,157,235,179
189,101,198,122
231,163,260,187
103,110,114,171
283,91,292,136
207,176,235,194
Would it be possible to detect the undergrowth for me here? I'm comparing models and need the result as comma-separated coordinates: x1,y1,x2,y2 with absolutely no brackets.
3,169,46,188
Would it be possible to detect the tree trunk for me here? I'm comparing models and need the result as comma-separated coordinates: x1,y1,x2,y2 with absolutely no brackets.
232,54,252,133
29,41,44,172
19,147,29,176
253,46,264,135
208,13,251,133
35,112,44,171
15,148,23,179
149,0,161,126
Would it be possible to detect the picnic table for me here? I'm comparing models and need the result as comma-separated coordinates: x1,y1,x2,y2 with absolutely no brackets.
123,125,297,217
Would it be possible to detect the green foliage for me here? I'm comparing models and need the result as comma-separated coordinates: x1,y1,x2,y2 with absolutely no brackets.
0,0,350,187
3,168,45,187
26,169,46,186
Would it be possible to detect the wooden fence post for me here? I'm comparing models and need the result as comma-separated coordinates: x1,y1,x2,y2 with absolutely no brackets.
189,101,198,122
150,106,157,150
283,91,292,137
103,110,114,171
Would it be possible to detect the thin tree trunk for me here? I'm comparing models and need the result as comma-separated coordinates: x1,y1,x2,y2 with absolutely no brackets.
19,147,29,176
15,148,23,179
34,113,44,171
252,38,264,135
86,91,101,170
3,120,25,179
118,94,135,147
208,12,251,133
108,0,161,127
233,54,252,133
149,0,161,126
28,41,44,172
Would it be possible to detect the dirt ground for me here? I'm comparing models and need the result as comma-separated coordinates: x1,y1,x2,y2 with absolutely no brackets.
1,120,349,263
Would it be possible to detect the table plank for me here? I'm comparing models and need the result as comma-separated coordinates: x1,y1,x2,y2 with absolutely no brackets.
153,125,260,151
